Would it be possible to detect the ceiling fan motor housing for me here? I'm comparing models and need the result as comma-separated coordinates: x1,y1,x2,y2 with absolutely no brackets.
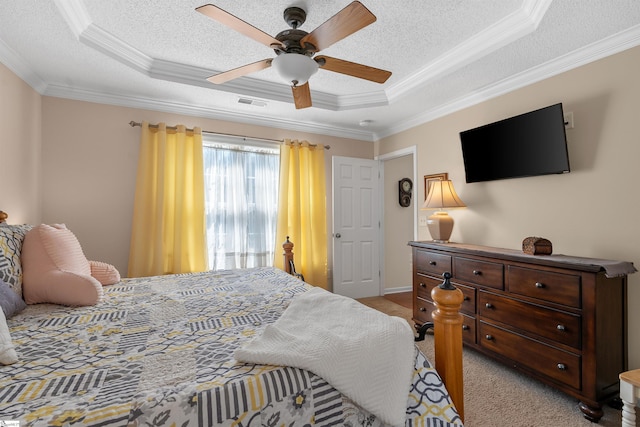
274,29,315,55
283,7,306,29
274,6,317,55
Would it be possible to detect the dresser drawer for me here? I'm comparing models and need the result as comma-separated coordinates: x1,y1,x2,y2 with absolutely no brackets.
414,297,476,344
414,273,435,300
478,291,581,349
508,266,581,308
459,284,476,315
479,322,581,390
414,297,436,325
455,256,504,289
415,273,476,315
462,314,476,345
415,249,452,276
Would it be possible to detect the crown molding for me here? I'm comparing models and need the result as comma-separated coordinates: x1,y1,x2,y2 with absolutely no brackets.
52,0,91,36
336,90,389,110
149,58,345,110
150,59,389,110
42,83,376,142
81,24,154,74
386,0,553,103
378,23,640,139
0,38,375,140
0,39,47,92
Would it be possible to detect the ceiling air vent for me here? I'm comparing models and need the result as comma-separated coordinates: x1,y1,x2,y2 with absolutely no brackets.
238,98,267,107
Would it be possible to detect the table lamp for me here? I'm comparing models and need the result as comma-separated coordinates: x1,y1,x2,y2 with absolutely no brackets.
421,179,466,242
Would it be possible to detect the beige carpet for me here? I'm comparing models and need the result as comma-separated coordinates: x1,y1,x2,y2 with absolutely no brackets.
358,296,634,427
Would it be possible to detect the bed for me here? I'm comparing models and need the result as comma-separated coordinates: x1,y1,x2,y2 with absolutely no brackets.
0,213,465,426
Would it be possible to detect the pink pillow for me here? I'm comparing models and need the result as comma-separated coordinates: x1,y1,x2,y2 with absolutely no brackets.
90,260,121,285
22,224,103,306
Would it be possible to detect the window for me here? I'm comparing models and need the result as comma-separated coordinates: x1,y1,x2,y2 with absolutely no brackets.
203,137,279,270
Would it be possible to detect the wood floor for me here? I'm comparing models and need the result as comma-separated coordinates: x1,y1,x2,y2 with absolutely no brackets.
383,291,412,309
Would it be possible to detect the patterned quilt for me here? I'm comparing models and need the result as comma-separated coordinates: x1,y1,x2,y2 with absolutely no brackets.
0,267,462,426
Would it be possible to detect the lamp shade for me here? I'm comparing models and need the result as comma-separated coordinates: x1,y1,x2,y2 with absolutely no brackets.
422,180,466,210
421,180,466,243
272,53,319,86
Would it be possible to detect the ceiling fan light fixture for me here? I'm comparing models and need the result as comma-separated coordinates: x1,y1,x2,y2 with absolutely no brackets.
272,53,319,86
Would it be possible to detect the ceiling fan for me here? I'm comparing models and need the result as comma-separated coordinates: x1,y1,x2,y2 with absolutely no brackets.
196,1,392,109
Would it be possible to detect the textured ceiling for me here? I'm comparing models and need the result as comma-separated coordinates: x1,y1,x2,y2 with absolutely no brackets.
1,0,639,141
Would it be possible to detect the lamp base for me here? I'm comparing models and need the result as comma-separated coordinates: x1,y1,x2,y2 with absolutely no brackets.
427,211,454,243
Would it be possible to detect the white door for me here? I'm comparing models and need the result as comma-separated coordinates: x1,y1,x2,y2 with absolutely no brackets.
332,156,380,298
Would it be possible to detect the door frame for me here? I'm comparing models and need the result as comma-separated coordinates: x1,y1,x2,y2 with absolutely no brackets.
375,146,418,293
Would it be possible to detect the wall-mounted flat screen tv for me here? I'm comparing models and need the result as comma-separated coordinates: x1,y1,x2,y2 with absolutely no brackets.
460,103,570,183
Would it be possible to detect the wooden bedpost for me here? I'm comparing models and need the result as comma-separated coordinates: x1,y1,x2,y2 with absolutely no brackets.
0,211,7,224
282,236,294,275
431,272,465,423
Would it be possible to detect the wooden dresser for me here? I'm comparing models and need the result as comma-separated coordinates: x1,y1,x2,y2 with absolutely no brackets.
409,241,633,422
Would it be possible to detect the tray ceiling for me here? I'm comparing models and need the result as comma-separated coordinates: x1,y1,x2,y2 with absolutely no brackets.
1,0,639,140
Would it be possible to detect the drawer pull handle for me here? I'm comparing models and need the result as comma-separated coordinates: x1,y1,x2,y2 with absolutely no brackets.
419,282,426,288
535,282,545,288
429,261,437,266
557,363,567,371
464,296,470,301
419,307,426,312
462,325,469,330
473,270,482,275
485,334,493,341
485,303,493,309
556,324,566,331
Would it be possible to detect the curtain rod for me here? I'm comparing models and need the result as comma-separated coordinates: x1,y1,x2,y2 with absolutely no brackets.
128,121,330,149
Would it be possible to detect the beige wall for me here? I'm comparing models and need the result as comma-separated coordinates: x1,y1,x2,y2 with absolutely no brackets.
383,155,414,292
0,63,41,224
4,43,639,368
39,97,373,278
377,45,640,369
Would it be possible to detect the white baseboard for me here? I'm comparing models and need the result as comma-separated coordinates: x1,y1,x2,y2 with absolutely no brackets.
384,286,412,295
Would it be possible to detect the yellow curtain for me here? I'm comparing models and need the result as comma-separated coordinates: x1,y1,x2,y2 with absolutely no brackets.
275,139,328,289
128,122,207,277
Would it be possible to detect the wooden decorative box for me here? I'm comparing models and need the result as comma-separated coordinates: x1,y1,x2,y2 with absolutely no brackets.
522,237,552,255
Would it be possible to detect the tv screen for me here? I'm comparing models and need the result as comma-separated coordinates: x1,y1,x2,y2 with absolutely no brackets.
460,103,570,183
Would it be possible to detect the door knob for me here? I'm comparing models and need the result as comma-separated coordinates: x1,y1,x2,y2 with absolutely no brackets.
335,233,341,238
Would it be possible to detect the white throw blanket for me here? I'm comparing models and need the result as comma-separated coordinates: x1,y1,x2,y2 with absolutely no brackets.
234,287,416,426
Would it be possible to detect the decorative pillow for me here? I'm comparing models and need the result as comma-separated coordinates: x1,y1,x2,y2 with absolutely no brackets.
0,278,27,318
0,223,33,298
89,260,121,285
22,224,103,306
0,306,18,365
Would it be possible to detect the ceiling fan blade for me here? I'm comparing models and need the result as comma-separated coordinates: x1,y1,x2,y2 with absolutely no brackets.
196,4,283,49
300,1,376,52
207,59,272,84
316,55,391,83
292,82,312,109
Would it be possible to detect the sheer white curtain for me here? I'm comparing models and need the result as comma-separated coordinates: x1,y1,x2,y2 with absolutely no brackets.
203,144,279,270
